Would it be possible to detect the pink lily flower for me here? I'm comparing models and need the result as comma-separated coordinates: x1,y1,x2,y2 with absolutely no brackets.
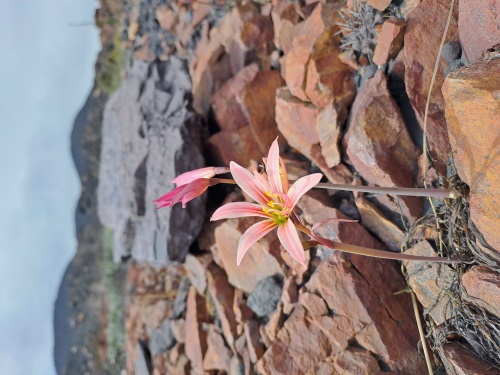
171,167,230,187
154,178,211,209
211,139,322,266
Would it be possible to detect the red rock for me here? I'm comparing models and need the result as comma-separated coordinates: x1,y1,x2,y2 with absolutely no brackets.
316,103,346,168
271,0,301,53
213,218,283,293
202,325,232,372
184,287,209,372
238,70,285,155
206,263,238,351
403,241,455,325
323,348,382,375
281,275,298,315
373,18,407,65
170,319,186,343
400,0,421,19
244,320,265,363
442,343,500,375
366,0,391,11
263,302,285,344
233,288,253,324
276,88,352,184
183,253,212,294
344,70,422,219
442,59,500,252
283,3,355,107
355,197,406,252
459,0,500,63
462,266,500,318
404,0,459,172
298,292,328,316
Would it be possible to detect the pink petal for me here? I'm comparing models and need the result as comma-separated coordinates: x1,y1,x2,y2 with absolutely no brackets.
287,173,323,209
171,167,216,186
277,220,306,265
230,161,269,206
211,202,270,221
237,220,277,265
280,157,290,193
266,138,283,193
252,165,271,192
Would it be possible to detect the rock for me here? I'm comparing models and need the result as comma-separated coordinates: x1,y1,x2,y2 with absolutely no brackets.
213,218,283,293
344,70,422,219
459,0,500,63
404,0,459,172
355,197,406,252
206,263,238,351
247,275,284,317
238,69,285,155
366,0,391,11
271,0,301,53
183,253,213,294
441,41,462,63
283,3,355,108
202,325,232,372
442,343,500,375
262,303,285,344
313,348,383,375
135,342,152,375
281,275,298,315
98,59,205,264
170,319,186,344
229,356,245,375
298,292,328,316
462,266,500,318
243,320,265,363
403,241,455,325
316,103,347,168
150,319,175,356
373,18,407,65
211,64,260,131
171,277,190,320
276,88,352,184
185,287,210,372
233,288,254,324
442,59,500,252
400,0,421,19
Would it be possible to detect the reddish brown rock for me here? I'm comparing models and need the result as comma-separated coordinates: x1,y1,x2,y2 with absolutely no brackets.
213,218,283,293
373,18,407,65
202,325,232,372
442,343,500,375
233,288,253,324
298,292,328,316
344,70,422,219
211,64,259,131
283,3,355,107
400,0,421,19
404,241,455,325
442,59,500,252
156,6,178,32
238,69,285,154
281,275,298,315
271,0,301,53
322,348,383,375
459,0,500,63
170,319,186,344
276,88,352,184
183,253,213,294
244,320,265,363
462,266,500,318
316,103,346,168
366,0,392,11
185,287,210,372
355,197,406,252
404,0,459,172
206,263,238,351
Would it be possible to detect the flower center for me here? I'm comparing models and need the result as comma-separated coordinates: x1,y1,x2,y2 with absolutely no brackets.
264,190,288,225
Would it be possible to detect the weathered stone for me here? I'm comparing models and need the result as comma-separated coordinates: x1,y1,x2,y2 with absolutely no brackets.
310,348,383,375
183,253,212,294
247,275,284,317
344,71,422,219
243,320,264,363
462,266,500,318
238,70,285,155
271,0,301,53
316,103,346,168
400,0,421,19
355,197,406,252
373,18,407,65
202,325,232,372
211,64,259,131
298,292,328,316
404,0,459,172
281,275,298,315
135,342,152,375
459,0,500,63
233,288,253,324
170,319,186,344
283,3,355,107
98,59,205,265
213,218,283,293
443,59,500,252
276,88,352,184
442,343,500,375
404,241,455,325
150,319,175,356
206,263,238,351
156,6,178,32
185,287,209,372
366,0,391,11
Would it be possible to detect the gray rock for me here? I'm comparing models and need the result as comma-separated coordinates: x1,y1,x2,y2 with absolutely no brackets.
171,277,190,319
98,58,205,265
247,275,284,317
441,41,461,63
135,341,152,375
150,319,176,356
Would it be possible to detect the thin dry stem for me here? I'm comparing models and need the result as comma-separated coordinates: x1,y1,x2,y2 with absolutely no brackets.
411,291,435,375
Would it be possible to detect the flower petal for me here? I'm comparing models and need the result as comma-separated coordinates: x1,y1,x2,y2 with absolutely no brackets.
211,202,270,221
287,173,323,209
266,138,283,193
237,220,277,265
277,220,306,265
230,161,269,206
252,164,271,192
171,167,216,186
280,157,290,193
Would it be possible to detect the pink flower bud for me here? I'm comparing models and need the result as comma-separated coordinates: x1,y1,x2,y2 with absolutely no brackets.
171,167,229,187
154,178,211,208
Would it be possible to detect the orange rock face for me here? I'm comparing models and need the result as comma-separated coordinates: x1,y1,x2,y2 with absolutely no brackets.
404,0,459,172
373,18,407,65
442,59,500,252
462,266,500,317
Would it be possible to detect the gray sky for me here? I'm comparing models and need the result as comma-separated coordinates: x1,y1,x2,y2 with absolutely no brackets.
0,1,100,374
